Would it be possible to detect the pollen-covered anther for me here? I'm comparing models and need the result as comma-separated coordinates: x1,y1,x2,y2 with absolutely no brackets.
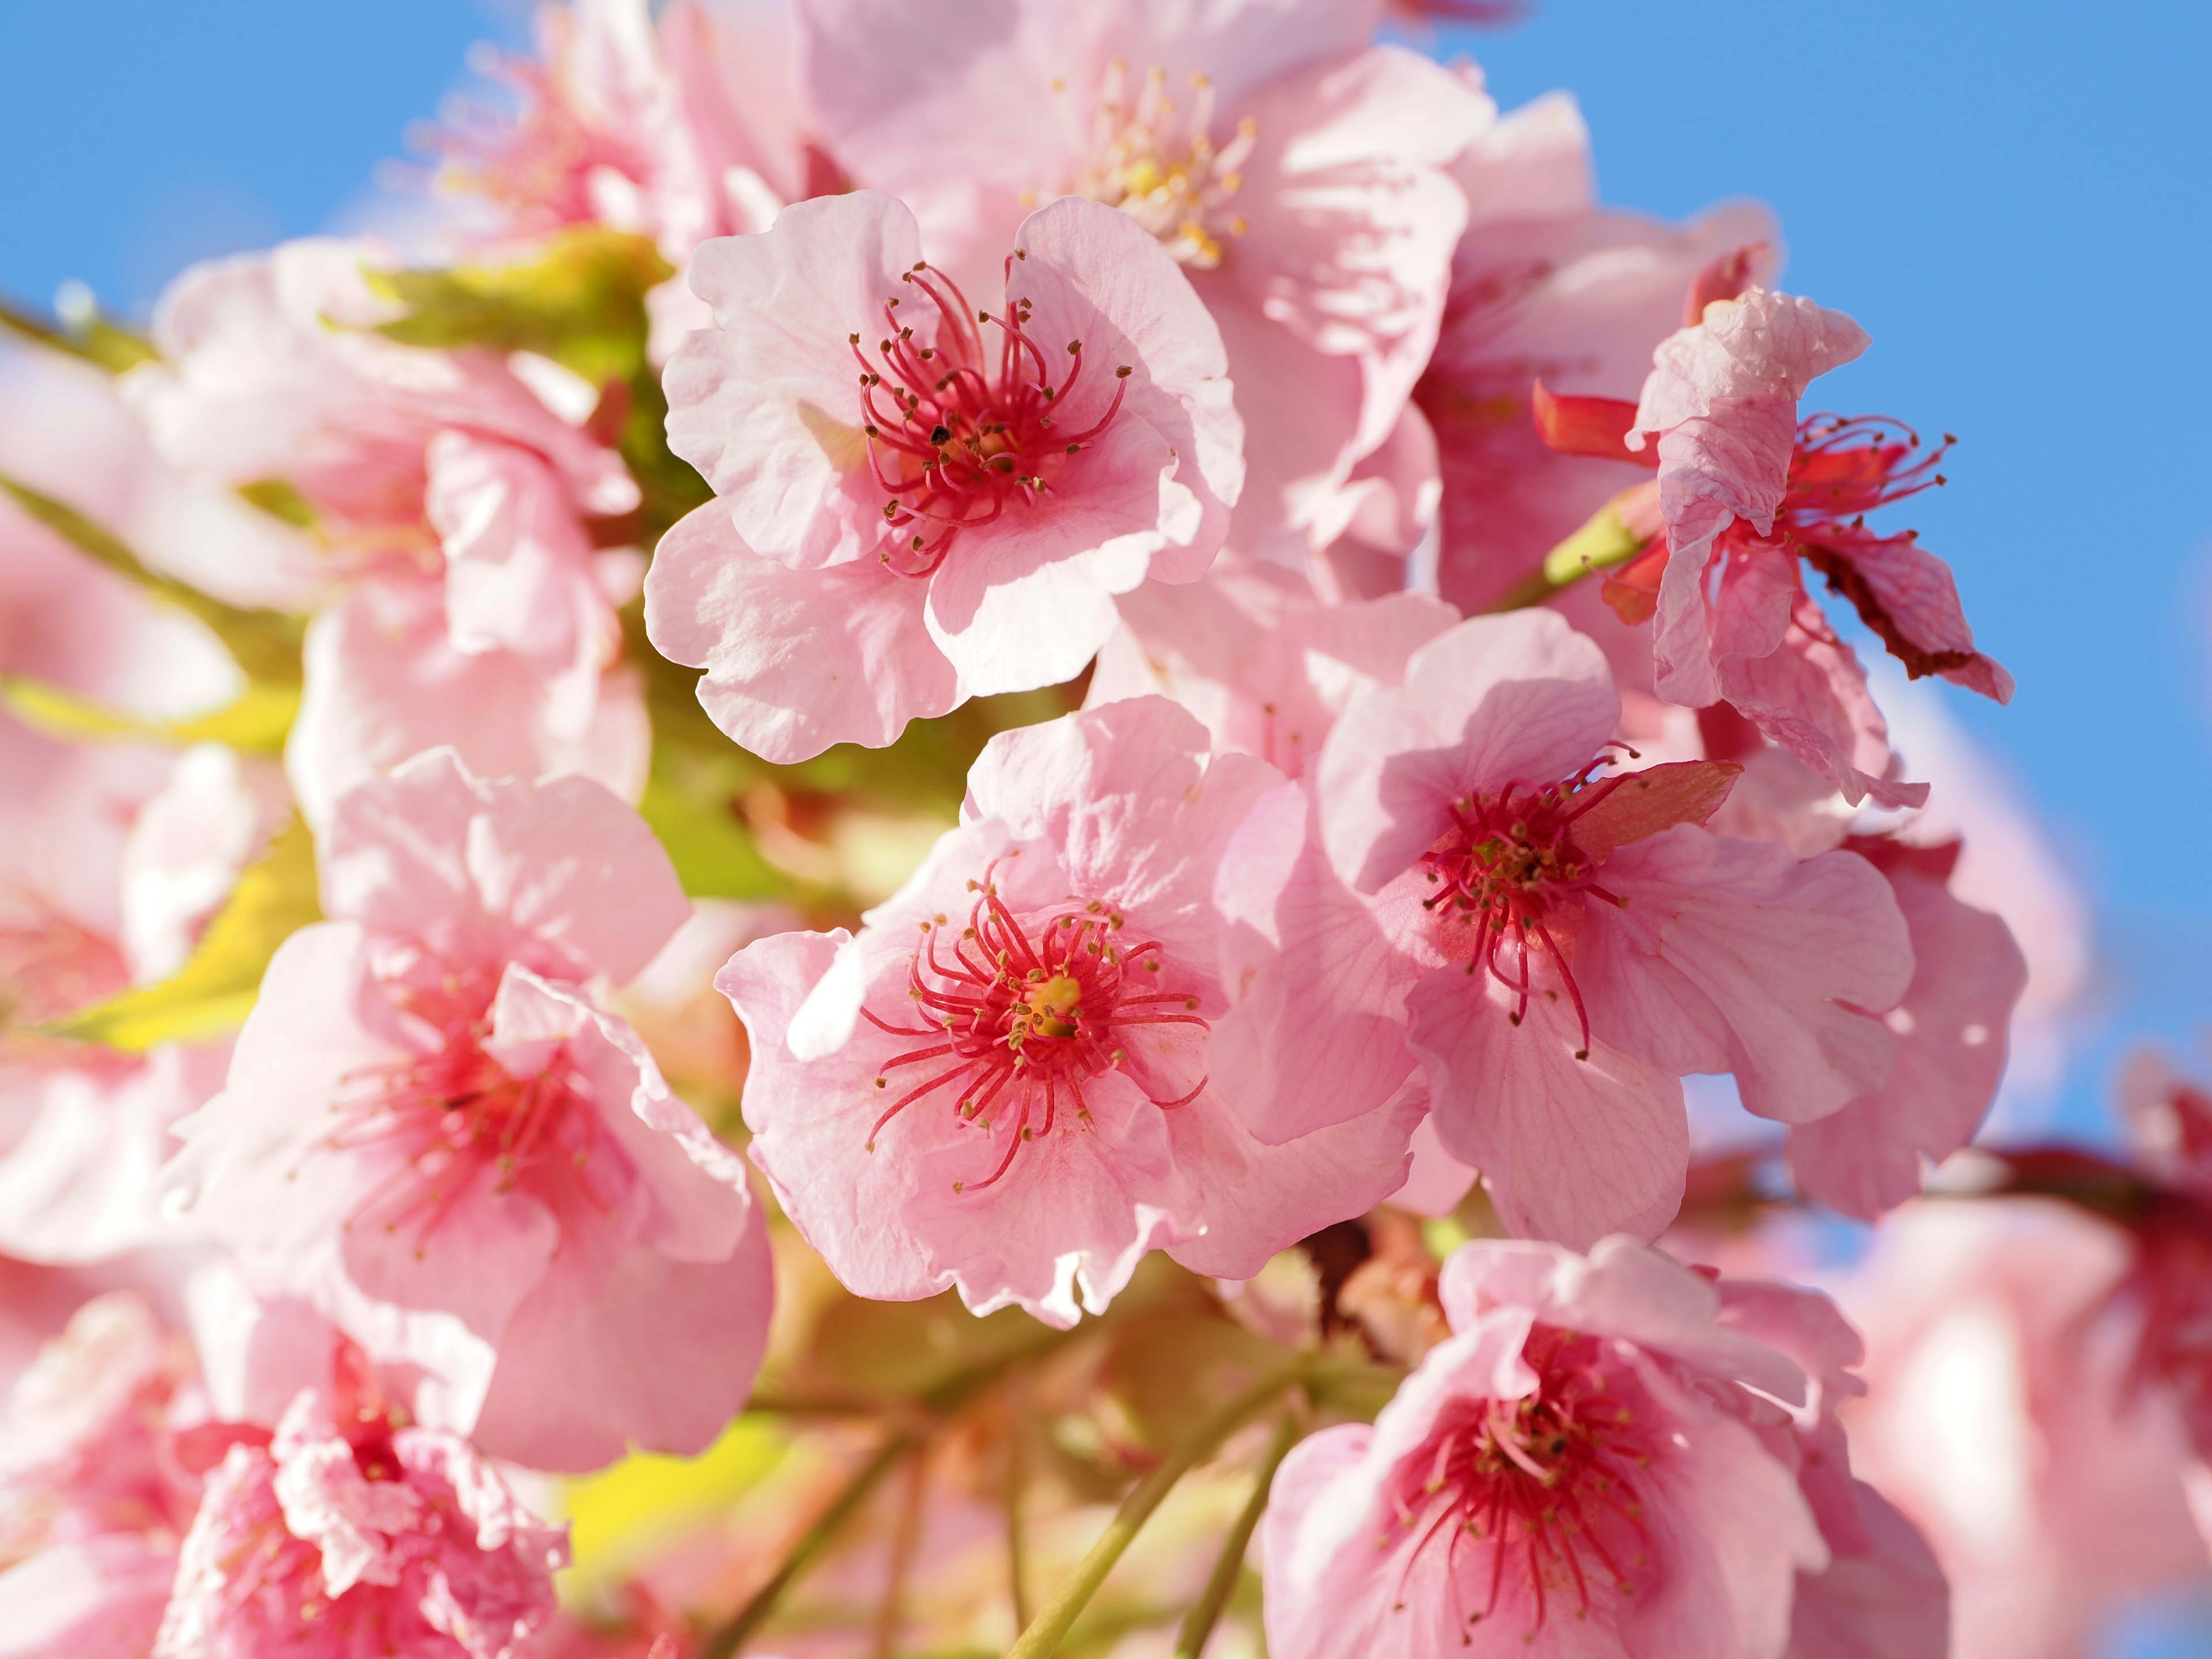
1385,1326,1652,1635
851,260,1128,577
1058,63,1257,268
1420,767,1634,1060
857,872,1207,1190
328,1016,605,1257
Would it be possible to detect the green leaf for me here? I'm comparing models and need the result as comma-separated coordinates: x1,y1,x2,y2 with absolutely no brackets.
49,816,320,1050
639,750,790,902
0,474,305,684
235,477,319,529
3,675,299,755
0,296,158,374
366,226,671,386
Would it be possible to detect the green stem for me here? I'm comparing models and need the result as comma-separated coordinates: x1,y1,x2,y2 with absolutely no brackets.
1002,1367,1302,1659
696,1432,913,1659
1170,1411,1302,1659
1005,1375,1032,1633
1480,491,1653,613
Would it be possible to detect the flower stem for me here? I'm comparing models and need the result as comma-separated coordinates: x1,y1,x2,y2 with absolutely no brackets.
1170,1410,1302,1659
1005,1372,1032,1632
1001,1366,1304,1659
1480,491,1653,613
696,1431,914,1659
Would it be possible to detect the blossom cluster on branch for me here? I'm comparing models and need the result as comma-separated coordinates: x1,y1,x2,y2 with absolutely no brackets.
0,2,2190,1657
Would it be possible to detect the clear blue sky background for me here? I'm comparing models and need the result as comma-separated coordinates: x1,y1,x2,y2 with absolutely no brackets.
3,5,2210,1643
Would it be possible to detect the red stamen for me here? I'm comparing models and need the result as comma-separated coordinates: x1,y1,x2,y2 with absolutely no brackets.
1381,1326,1651,1639
865,875,1206,1192
853,262,1130,577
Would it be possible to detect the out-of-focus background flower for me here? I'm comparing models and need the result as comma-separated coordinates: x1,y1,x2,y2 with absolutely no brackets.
3,2,2209,1652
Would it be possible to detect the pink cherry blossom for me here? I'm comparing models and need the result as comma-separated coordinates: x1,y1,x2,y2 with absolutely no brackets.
123,239,648,826
1783,838,2026,1219
154,1387,566,1659
794,0,1491,562
652,189,1243,755
1411,92,1776,613
1212,610,1912,1247
1842,1199,2210,1659
1588,286,2008,804
436,0,817,262
718,697,1422,1325
1707,1277,1950,1659
1088,560,1458,779
0,1294,202,1659
1260,1236,1830,1659
165,751,771,1472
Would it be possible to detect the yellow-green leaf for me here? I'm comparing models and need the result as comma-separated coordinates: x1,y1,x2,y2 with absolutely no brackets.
366,226,671,387
236,477,319,529
559,1415,792,1591
0,296,158,374
0,474,304,685
3,674,299,755
49,816,320,1050
639,749,789,902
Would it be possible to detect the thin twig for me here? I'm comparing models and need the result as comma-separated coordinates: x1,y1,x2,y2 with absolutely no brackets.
1479,491,1652,613
872,1448,930,1659
696,1433,912,1659
1001,1366,1304,1659
1170,1411,1302,1659
1005,1371,1032,1633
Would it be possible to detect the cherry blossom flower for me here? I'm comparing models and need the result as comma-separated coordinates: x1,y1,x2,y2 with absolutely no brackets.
1411,92,1775,613
434,0,828,362
1260,1236,1832,1659
1213,610,1912,1246
155,1387,566,1659
165,750,771,1472
0,1295,203,1657
1524,286,2008,805
793,0,1491,561
718,698,1422,1325
1843,1199,2210,1659
435,0,817,263
651,190,1243,756
123,238,648,827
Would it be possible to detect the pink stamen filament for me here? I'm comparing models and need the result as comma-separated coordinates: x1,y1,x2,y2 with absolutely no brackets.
860,875,1206,1192
1382,1327,1651,1639
1419,763,1623,1060
322,997,611,1257
851,260,1129,578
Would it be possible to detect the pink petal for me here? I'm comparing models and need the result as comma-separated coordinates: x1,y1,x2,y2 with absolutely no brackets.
1579,827,1914,1125
1210,781,1424,1143
644,498,963,761
1787,865,2026,1218
1406,969,1688,1248
667,190,927,567
321,748,689,985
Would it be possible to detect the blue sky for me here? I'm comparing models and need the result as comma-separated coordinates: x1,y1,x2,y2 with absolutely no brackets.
5,2,2211,1649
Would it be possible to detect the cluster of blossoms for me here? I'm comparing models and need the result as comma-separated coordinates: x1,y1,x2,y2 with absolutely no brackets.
0,2,2191,1657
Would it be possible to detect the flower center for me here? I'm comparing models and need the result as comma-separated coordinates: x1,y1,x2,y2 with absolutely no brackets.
1419,774,1629,1060
325,987,611,1257
1059,64,1255,268
859,870,1207,1193
854,262,1131,578
1383,1327,1649,1636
